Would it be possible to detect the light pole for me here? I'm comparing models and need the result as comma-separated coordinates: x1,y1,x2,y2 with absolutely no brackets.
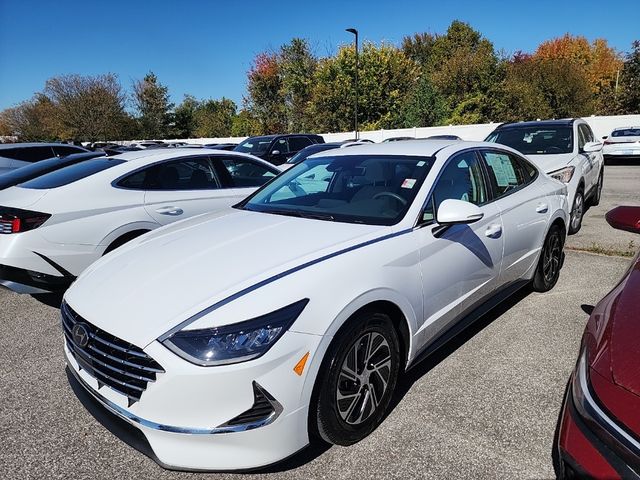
346,28,359,140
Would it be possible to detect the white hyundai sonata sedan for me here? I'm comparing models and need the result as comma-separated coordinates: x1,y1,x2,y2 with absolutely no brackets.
62,140,569,471
0,149,279,294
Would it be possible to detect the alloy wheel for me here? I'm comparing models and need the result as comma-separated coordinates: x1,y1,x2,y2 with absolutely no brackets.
336,332,392,425
543,231,562,284
571,192,584,231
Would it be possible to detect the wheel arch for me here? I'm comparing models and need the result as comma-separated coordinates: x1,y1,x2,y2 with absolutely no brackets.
103,228,152,255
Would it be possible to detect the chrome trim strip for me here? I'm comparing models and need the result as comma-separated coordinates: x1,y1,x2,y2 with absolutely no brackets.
158,227,415,341
576,352,640,455
64,333,155,383
67,361,283,435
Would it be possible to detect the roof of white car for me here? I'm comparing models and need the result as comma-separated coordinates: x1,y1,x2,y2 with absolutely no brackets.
310,140,495,158
0,142,81,149
108,148,256,163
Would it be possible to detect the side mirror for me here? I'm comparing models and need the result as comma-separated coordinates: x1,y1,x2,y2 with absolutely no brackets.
583,141,603,153
601,135,608,140
605,206,640,234
271,150,281,156
437,199,484,225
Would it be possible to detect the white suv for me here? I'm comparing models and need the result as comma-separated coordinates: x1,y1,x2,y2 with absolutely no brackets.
486,118,604,234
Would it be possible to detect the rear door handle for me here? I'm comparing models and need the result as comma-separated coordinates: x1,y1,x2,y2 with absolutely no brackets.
485,224,502,238
536,203,549,213
155,206,184,216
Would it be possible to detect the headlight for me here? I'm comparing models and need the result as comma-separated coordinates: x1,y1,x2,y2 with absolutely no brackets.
161,299,309,366
549,166,575,184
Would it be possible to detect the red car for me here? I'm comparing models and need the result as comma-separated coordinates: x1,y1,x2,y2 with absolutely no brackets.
555,206,640,479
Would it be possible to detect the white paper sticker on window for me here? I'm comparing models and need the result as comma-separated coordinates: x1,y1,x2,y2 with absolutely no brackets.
401,178,416,189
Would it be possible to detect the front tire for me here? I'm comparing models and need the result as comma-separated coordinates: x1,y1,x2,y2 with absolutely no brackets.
533,224,564,292
312,310,401,446
568,188,585,234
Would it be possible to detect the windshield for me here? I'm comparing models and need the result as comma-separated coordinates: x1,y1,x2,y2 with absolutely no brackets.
486,127,573,155
239,154,434,226
234,136,274,155
612,128,640,137
20,158,125,189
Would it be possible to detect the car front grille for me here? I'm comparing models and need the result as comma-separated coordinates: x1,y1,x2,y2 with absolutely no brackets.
61,301,164,405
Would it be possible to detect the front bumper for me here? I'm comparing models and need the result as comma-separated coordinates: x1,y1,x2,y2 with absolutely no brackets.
555,359,640,479
64,328,325,471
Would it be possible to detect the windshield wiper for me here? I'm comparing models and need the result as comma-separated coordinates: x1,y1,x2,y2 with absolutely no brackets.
263,209,334,221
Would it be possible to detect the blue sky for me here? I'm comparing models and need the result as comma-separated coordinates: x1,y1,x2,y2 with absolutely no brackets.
0,0,637,110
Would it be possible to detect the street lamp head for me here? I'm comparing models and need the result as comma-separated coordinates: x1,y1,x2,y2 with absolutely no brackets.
346,28,358,35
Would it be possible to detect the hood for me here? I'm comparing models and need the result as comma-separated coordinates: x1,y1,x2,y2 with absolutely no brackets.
65,209,385,347
588,252,640,397
526,153,575,174
0,186,48,209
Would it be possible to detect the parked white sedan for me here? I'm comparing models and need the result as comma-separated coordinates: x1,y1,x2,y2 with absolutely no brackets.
62,140,568,471
602,126,640,159
0,149,279,294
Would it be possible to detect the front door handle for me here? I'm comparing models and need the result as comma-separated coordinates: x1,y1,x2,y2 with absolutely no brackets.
485,224,502,238
536,203,549,213
155,206,184,216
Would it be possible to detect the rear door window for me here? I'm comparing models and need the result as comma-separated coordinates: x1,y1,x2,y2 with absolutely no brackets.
20,158,126,189
118,157,220,190
480,150,532,198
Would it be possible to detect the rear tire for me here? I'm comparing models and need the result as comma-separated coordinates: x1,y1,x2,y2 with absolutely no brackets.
533,224,564,292
312,310,400,446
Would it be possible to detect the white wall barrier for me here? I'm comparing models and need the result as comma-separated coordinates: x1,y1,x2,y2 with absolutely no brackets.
150,114,640,146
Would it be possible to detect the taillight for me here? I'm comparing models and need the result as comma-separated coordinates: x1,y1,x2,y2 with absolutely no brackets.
0,207,50,234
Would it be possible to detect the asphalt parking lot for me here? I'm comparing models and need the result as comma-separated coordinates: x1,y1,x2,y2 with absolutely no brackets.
0,165,638,479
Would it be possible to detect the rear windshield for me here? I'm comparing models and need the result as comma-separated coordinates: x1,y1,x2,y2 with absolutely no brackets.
20,158,125,189
612,128,640,137
486,127,573,155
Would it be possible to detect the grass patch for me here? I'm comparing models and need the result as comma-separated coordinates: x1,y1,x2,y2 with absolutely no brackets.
568,240,637,258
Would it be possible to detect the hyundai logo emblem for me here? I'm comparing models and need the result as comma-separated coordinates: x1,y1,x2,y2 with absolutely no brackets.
72,323,90,348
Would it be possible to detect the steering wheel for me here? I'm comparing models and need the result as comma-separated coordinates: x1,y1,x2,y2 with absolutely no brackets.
373,191,408,205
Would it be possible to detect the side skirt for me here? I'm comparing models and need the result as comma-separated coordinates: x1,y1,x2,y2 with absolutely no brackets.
407,280,530,371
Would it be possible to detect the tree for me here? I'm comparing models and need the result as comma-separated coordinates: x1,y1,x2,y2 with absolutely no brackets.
44,73,129,141
401,32,436,68
534,34,623,114
307,42,418,132
245,52,286,134
132,72,173,139
617,40,640,114
401,21,500,124
0,95,60,141
279,38,317,132
231,109,261,137
400,76,446,127
173,95,200,138
492,52,593,121
193,98,237,137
